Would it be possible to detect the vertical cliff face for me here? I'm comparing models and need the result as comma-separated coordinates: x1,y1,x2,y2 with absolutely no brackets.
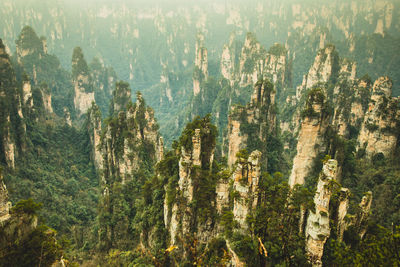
0,38,24,169
227,79,277,168
193,34,208,96
331,76,370,138
110,81,132,115
87,103,103,170
22,79,33,107
238,32,267,87
0,171,10,222
97,91,162,249
15,26,46,64
296,45,339,100
305,159,337,266
72,47,95,115
232,150,261,230
100,91,161,185
336,188,350,241
164,116,218,251
357,77,400,158
355,191,373,239
289,88,330,188
41,84,53,113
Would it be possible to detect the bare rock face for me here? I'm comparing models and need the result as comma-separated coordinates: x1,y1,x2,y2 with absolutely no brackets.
289,89,330,188
355,191,373,239
100,92,161,185
232,150,261,230
87,103,103,170
238,33,266,87
305,159,337,267
0,38,21,169
193,33,208,96
0,171,11,222
22,80,33,107
15,26,46,64
357,77,400,158
221,44,235,82
336,188,350,241
111,81,131,115
227,79,277,167
3,116,15,169
227,106,247,167
332,77,370,138
41,84,53,113
296,45,339,100
72,47,95,115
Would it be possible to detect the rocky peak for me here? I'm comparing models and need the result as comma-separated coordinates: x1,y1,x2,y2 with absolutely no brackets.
289,88,330,188
72,47,94,115
232,150,261,230
220,33,237,82
355,191,373,239
357,76,400,158
110,81,132,115
305,159,337,267
193,33,208,96
296,45,339,99
100,91,161,185
238,32,267,87
227,79,277,168
15,26,46,63
87,103,103,170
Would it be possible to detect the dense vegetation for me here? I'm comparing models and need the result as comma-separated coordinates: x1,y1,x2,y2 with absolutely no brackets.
0,0,400,265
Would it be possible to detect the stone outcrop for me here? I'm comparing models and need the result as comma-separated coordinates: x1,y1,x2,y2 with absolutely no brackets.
166,126,215,245
110,81,132,115
22,79,33,107
64,107,72,126
41,84,53,113
357,77,400,158
331,77,370,138
289,89,330,188
305,159,337,267
336,188,350,241
16,26,46,64
0,171,11,222
296,45,339,100
227,79,277,167
87,103,103,170
355,191,373,239
72,47,95,115
193,33,208,96
100,91,161,185
232,150,261,229
0,38,23,169
3,116,16,169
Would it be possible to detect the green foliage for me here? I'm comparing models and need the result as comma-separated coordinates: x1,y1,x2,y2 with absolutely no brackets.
178,115,217,167
253,172,312,266
11,198,42,215
268,43,287,56
301,87,328,119
110,81,131,115
4,121,98,251
71,47,90,79
0,224,63,267
230,232,258,265
15,26,43,53
323,225,400,266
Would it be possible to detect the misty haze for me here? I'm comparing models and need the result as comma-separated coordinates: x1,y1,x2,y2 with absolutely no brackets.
0,0,399,266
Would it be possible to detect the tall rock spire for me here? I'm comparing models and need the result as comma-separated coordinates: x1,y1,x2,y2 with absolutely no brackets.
72,47,95,115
